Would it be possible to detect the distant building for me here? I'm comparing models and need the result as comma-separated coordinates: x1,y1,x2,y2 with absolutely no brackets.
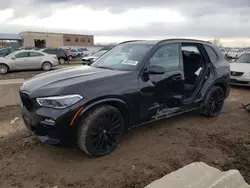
20,31,94,48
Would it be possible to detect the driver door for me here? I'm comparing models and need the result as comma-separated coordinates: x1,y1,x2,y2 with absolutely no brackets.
138,43,184,122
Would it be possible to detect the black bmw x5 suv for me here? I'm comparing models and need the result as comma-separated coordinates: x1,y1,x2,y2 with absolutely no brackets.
20,39,230,156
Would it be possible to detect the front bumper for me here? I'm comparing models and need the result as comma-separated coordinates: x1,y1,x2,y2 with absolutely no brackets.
20,101,82,145
230,76,250,86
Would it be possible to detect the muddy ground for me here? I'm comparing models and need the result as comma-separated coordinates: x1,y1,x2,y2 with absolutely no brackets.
0,87,249,188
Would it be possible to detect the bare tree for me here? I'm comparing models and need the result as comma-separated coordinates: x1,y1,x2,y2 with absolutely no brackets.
208,38,223,47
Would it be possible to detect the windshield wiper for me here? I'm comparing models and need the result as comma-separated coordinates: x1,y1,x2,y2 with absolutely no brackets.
95,66,115,70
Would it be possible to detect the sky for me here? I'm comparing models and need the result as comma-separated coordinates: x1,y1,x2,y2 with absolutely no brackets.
0,0,250,47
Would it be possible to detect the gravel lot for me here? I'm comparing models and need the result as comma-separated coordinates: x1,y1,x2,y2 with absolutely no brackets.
0,87,249,188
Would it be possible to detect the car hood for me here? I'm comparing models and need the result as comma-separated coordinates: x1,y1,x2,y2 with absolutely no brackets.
230,63,250,72
21,66,130,97
82,56,97,60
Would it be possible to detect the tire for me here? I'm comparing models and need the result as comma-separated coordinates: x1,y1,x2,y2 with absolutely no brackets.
0,64,8,74
82,60,90,65
77,105,124,157
59,58,65,64
68,56,73,61
201,86,225,117
42,62,52,71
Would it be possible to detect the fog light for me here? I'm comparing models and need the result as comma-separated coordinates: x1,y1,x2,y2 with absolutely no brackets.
41,118,56,126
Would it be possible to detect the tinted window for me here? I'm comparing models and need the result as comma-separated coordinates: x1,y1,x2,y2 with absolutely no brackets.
30,52,44,57
204,45,218,63
150,44,180,70
0,49,9,55
43,49,53,54
58,49,66,57
15,52,29,58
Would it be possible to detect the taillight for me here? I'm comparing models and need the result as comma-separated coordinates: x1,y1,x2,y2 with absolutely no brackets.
53,56,57,59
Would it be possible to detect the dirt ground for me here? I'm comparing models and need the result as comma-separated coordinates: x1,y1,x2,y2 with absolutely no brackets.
0,87,249,188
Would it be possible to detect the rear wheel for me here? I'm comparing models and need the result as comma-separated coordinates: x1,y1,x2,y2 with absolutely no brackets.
201,86,225,117
59,58,65,64
68,56,73,61
77,105,124,157
42,62,52,71
0,64,8,74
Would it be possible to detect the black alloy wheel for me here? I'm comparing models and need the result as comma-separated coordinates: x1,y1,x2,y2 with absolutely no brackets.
77,105,124,157
204,86,225,117
91,111,122,152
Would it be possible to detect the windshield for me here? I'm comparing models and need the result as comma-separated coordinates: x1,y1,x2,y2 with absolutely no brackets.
77,48,83,52
5,51,17,58
93,51,107,57
92,43,153,71
235,53,250,63
71,49,77,52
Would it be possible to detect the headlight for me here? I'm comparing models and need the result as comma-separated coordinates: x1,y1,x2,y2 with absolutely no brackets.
36,94,83,109
244,72,250,77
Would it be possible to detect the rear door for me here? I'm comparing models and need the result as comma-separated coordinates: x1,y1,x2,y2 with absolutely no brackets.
28,52,44,68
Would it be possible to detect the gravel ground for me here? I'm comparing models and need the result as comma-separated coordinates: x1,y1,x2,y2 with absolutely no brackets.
0,87,249,188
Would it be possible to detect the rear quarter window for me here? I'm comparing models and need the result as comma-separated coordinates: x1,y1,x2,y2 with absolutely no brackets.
204,45,218,63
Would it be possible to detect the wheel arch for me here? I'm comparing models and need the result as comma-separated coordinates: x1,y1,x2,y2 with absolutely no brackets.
78,98,130,129
213,81,227,97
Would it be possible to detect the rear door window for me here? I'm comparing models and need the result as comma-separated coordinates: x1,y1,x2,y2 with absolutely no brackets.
44,49,55,54
204,45,218,63
29,52,44,57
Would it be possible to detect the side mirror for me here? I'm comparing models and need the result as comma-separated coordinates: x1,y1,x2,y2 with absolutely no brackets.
145,65,165,75
11,57,15,60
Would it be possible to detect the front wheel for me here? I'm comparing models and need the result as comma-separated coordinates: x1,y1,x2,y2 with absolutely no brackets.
201,86,225,117
77,105,124,157
0,64,8,74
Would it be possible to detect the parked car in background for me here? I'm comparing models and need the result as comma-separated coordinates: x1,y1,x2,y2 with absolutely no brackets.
81,50,108,65
227,48,245,59
19,39,230,157
0,50,58,74
0,48,18,57
77,48,89,57
230,52,250,86
219,48,227,57
244,47,250,53
66,49,78,61
40,48,68,64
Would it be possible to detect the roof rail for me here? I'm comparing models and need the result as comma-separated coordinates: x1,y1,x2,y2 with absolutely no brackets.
156,38,213,45
118,40,143,45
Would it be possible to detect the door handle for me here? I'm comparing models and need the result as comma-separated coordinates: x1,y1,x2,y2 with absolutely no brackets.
172,75,182,80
